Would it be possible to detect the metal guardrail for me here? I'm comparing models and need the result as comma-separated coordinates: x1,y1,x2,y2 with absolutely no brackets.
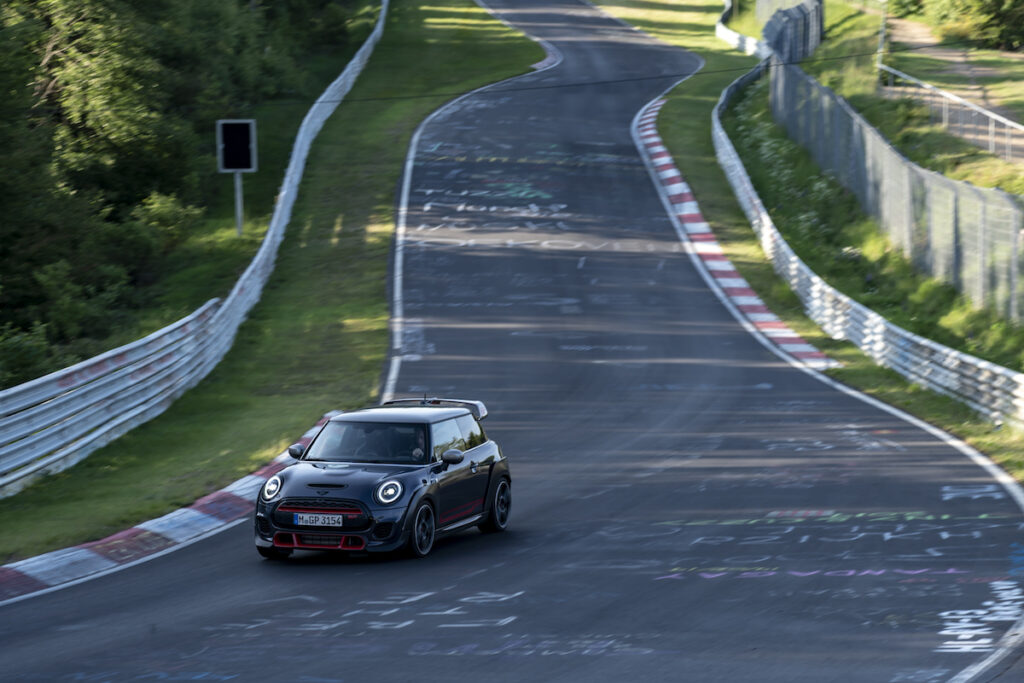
877,63,1024,162
875,10,1023,163
712,8,1024,429
0,0,392,498
717,0,773,57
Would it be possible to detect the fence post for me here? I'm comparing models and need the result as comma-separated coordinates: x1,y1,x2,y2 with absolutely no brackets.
1012,207,1020,321
978,192,987,307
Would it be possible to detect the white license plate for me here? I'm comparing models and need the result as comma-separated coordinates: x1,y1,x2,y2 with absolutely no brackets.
294,513,345,527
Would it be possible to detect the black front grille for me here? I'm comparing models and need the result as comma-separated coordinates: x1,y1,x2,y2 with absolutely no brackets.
298,534,343,547
272,498,370,531
279,497,366,511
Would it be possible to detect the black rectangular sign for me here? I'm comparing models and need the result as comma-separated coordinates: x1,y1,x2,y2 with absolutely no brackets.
217,119,257,173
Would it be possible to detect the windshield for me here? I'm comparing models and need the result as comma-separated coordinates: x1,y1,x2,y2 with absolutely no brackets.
304,421,429,464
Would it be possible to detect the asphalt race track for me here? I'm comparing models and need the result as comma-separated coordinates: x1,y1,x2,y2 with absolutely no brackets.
3,1,1024,681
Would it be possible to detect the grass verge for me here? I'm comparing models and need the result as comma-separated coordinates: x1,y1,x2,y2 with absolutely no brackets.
729,0,1023,194
803,1,1023,194
591,0,1024,481
0,0,543,564
887,14,1024,124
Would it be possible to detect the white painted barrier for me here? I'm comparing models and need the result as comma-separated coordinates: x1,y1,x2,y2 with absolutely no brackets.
0,0,391,498
712,8,1024,429
716,0,772,58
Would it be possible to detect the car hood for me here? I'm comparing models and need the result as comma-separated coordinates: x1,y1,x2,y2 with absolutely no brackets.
280,460,423,491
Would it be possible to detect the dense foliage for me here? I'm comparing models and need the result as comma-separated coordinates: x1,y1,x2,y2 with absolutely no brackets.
889,0,1024,50
0,0,363,388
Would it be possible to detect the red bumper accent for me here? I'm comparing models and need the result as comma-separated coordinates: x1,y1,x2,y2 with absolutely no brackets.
273,532,367,551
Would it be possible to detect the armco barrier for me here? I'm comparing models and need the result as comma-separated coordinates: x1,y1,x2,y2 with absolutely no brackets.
716,0,772,58
0,0,391,498
711,12,1024,429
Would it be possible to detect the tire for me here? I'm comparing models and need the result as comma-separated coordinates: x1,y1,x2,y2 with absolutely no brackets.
479,479,511,533
407,502,436,558
257,545,292,561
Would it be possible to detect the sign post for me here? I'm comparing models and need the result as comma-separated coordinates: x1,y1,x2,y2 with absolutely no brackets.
216,119,258,236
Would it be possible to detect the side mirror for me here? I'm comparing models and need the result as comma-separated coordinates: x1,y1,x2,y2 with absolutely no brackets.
441,449,464,466
287,443,306,458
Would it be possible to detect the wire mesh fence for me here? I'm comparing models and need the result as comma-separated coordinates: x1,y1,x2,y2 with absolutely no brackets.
756,0,816,26
713,60,1024,429
767,57,1024,320
760,0,824,62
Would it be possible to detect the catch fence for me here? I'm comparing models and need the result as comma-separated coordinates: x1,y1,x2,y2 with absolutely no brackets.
713,61,1024,429
711,1,1024,427
769,58,1024,320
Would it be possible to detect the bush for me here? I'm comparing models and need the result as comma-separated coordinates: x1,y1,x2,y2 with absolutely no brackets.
924,0,1024,50
889,0,924,17
34,261,129,342
0,323,74,388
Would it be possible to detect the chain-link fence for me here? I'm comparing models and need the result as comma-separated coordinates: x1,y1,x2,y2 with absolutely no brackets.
713,61,1024,429
768,59,1024,319
759,0,823,62
756,0,809,25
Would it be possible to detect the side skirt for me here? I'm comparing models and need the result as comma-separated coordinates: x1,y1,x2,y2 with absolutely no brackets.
438,514,485,533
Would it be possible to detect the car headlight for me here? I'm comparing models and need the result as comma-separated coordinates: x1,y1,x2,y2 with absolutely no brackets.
261,475,283,501
375,480,403,505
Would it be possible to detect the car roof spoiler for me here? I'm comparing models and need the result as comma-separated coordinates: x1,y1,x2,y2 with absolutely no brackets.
382,397,488,420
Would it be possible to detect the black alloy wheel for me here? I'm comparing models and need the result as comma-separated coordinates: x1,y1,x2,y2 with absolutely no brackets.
409,502,436,558
480,479,511,533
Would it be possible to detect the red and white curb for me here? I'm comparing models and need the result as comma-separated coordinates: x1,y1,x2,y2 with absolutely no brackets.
635,98,839,371
0,413,337,606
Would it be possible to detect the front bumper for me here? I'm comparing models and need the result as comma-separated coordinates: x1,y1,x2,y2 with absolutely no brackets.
254,498,411,553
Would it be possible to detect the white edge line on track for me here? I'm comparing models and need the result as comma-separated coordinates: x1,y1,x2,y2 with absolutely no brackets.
384,0,564,403
628,66,1024,683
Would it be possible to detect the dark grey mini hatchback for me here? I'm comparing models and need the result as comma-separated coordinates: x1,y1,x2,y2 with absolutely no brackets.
254,397,510,559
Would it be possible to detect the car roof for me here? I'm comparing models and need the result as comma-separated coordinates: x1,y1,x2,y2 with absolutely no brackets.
328,406,470,425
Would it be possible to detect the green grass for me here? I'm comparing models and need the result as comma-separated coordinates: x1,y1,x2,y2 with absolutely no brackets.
592,0,1024,481
805,1,1024,194
723,0,1024,194
725,1,760,38
0,0,543,564
887,14,1024,124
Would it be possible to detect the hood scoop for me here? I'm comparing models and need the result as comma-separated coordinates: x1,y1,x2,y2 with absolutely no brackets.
308,483,347,489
